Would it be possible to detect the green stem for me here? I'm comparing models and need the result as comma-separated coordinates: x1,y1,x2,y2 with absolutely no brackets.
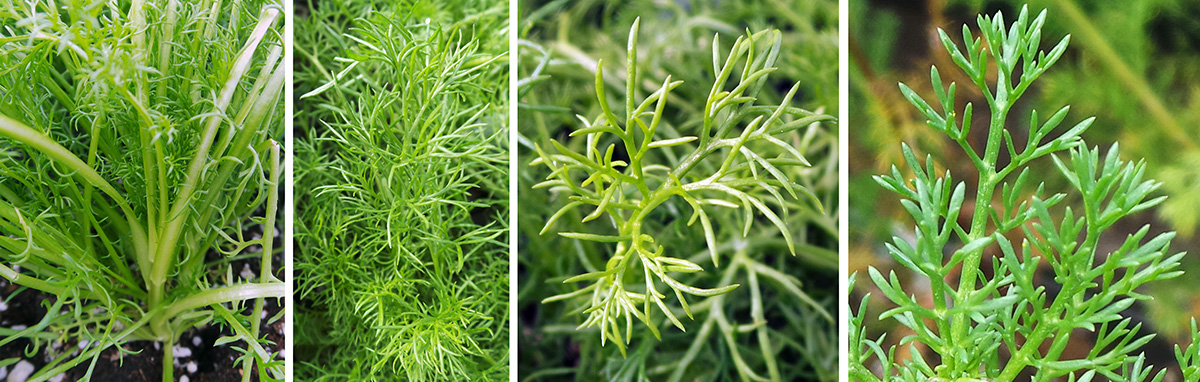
0,113,149,271
997,299,1068,381
159,283,287,324
243,142,280,382
27,313,154,382
748,266,780,381
950,101,1009,368
0,263,102,302
162,339,174,382
151,7,280,309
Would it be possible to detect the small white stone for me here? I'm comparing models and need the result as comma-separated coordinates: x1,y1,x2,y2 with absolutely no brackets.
0,366,8,379
10,325,25,331
240,263,255,280
78,340,88,349
8,360,34,382
0,301,7,312
46,375,63,382
154,342,160,350
173,345,192,358
181,376,190,382
192,336,201,347
186,361,197,373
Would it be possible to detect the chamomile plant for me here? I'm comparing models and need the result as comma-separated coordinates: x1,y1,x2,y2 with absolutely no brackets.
851,7,1200,382
293,0,509,380
532,18,827,351
0,0,285,381
520,1,839,380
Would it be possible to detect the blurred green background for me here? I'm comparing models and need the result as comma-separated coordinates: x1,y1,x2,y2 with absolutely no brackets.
850,0,1200,378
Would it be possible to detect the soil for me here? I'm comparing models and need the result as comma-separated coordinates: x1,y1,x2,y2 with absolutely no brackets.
0,227,285,382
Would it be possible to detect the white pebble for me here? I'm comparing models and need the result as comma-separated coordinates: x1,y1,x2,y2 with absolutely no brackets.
47,375,62,382
10,325,25,331
173,345,192,358
0,301,7,312
240,264,255,280
154,342,160,350
181,377,189,382
78,341,88,349
186,361,197,373
8,361,33,382
0,366,7,379
192,336,201,347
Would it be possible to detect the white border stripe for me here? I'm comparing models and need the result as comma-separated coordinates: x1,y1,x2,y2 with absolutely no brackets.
508,0,520,380
283,0,294,379
838,0,850,380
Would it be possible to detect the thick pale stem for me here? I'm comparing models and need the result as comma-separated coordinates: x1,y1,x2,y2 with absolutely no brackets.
159,283,287,322
162,340,174,382
150,7,280,308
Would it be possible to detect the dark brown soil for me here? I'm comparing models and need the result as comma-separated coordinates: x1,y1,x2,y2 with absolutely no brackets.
0,235,285,382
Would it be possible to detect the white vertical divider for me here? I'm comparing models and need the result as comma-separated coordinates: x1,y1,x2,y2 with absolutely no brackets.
838,0,850,380
283,0,294,380
509,0,520,380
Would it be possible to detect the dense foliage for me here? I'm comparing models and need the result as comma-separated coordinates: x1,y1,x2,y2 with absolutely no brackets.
293,0,509,380
0,0,286,380
518,1,839,381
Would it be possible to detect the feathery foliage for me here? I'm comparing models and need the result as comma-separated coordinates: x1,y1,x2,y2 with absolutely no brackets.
293,0,509,380
0,0,286,380
519,1,839,380
851,7,1200,382
532,18,828,354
